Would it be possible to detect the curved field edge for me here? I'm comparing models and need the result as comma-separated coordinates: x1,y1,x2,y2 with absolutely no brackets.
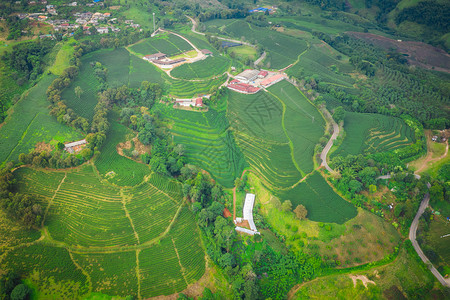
3,165,206,299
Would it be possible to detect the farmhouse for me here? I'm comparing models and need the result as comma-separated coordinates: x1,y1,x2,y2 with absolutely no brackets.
96,27,108,34
227,82,260,94
174,97,203,107
64,139,87,154
235,193,260,235
143,53,167,61
201,49,213,56
260,73,286,87
235,69,260,83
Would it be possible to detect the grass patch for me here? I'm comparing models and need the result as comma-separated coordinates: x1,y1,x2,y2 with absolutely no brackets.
48,39,76,76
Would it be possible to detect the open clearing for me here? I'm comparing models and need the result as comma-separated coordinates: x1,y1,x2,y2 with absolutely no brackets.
293,246,437,299
4,165,205,299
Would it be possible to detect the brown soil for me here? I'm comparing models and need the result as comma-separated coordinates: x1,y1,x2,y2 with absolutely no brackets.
347,32,450,73
223,208,232,218
35,141,53,153
414,130,449,174
116,136,151,162
235,220,250,229
349,275,376,288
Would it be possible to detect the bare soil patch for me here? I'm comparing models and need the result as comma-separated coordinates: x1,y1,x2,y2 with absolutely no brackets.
117,136,151,162
35,141,53,153
349,274,376,288
347,32,450,73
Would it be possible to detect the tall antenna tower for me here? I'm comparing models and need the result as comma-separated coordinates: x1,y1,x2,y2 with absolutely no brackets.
153,13,156,33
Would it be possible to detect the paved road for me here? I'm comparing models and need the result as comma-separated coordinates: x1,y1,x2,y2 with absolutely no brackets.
320,109,339,173
254,51,266,66
409,193,450,287
378,174,449,287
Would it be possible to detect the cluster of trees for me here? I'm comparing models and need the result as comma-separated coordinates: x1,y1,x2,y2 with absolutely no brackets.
4,16,29,40
18,146,91,169
0,164,43,229
330,153,431,232
245,14,270,27
314,34,450,127
396,2,449,33
197,9,249,22
0,270,31,300
92,61,108,91
2,39,54,83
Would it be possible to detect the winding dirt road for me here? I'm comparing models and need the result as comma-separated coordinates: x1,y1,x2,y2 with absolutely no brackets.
320,109,339,173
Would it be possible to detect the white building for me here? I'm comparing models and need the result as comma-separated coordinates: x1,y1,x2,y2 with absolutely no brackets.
235,69,260,84
235,193,260,235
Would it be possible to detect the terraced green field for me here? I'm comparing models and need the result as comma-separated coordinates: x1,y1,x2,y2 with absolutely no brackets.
130,33,193,57
171,55,230,79
268,81,326,176
332,112,415,158
0,74,83,165
166,73,227,98
5,164,206,298
95,117,150,187
204,19,308,69
276,171,357,224
227,89,301,189
286,43,356,88
160,105,246,188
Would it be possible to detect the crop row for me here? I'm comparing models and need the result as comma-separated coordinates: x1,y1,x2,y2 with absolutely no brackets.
276,171,357,224
95,119,150,187
2,244,89,298
171,56,230,80
124,182,179,244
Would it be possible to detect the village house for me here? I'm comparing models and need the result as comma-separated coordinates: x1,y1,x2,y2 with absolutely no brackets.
201,49,213,56
96,27,108,34
143,53,167,61
64,139,87,154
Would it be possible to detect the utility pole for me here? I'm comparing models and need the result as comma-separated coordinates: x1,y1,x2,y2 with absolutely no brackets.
153,12,155,33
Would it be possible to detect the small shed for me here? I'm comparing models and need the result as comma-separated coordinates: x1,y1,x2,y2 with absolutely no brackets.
201,49,213,56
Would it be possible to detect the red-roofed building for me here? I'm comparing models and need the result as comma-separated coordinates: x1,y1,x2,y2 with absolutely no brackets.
195,98,203,107
227,82,260,94
143,52,167,61
260,73,286,87
258,70,268,78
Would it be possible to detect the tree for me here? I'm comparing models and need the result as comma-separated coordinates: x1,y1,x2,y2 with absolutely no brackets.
332,106,345,122
0,271,20,299
349,179,363,194
10,283,31,300
74,86,83,99
294,205,308,220
281,200,292,212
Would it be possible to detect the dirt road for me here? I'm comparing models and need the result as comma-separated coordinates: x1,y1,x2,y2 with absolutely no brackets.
187,16,255,48
320,109,339,173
